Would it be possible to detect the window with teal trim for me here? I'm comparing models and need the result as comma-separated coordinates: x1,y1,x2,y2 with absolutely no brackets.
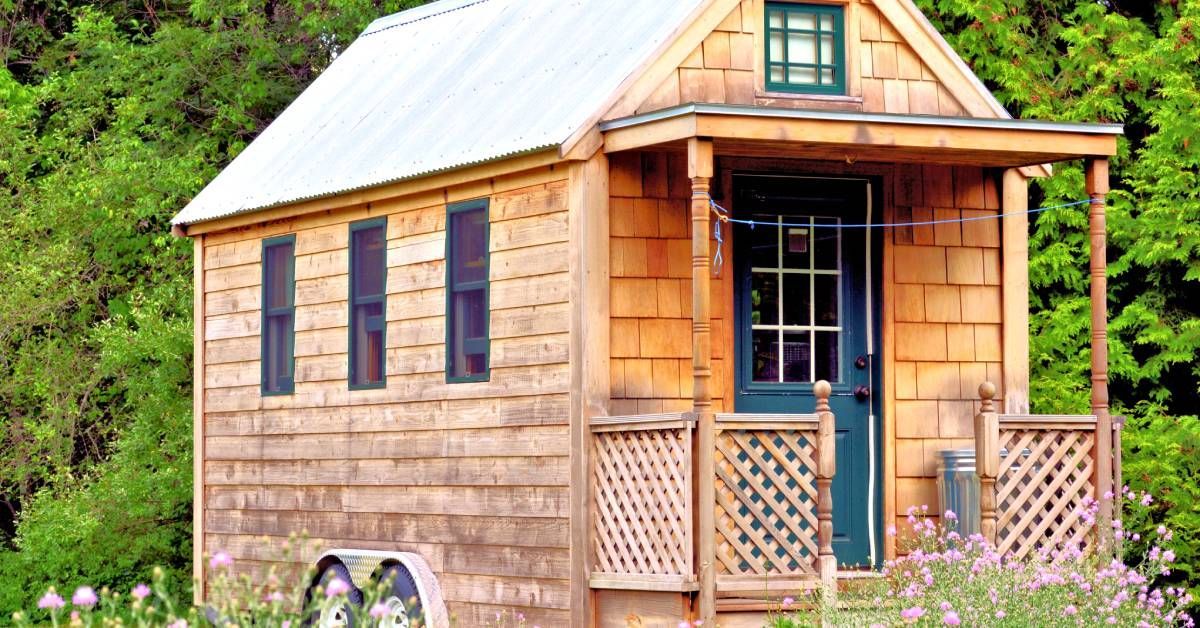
349,218,387,388
446,200,489,382
261,235,295,394
765,3,845,94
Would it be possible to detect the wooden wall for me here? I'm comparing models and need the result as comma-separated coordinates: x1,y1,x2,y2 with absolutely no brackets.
607,152,731,416
198,166,573,625
888,164,1004,540
628,0,966,116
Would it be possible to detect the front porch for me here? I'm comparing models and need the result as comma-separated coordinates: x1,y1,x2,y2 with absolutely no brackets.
587,103,1123,624
588,386,1123,622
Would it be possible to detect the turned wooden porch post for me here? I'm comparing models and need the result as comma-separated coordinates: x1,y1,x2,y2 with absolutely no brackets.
814,381,837,601
1085,157,1114,548
689,137,716,622
975,382,1000,545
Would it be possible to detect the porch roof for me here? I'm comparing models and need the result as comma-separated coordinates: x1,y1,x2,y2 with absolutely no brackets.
600,103,1123,168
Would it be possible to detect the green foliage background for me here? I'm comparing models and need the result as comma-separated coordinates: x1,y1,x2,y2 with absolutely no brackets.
0,0,1196,614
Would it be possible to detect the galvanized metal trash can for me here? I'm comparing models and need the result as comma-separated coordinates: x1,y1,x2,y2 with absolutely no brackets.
937,448,980,536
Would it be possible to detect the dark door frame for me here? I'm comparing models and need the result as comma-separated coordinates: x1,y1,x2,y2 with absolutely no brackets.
719,165,885,567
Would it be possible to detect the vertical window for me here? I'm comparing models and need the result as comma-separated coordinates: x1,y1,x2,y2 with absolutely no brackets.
261,235,296,394
446,199,489,382
349,218,387,388
765,3,845,94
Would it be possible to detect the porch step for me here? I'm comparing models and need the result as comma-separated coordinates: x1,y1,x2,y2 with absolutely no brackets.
714,571,887,613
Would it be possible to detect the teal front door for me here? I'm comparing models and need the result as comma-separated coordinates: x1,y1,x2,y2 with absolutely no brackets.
732,174,882,568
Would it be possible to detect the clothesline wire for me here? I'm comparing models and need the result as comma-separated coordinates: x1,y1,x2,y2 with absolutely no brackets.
704,194,1099,274
706,195,1097,229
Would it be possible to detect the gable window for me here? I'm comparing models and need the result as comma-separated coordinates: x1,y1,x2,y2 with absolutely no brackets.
446,199,489,382
261,235,296,394
349,218,387,388
765,3,845,94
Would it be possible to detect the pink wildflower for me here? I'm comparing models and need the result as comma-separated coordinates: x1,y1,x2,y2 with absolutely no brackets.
678,622,690,628
782,596,794,608
939,601,953,612
38,591,65,610
167,621,188,628
264,591,284,604
209,551,233,569
325,578,351,598
1163,550,1176,563
370,603,390,619
1106,617,1117,624
131,584,151,601
887,525,897,537
901,606,926,622
943,611,961,625
944,510,958,521
1064,605,1077,616
996,610,1006,619
71,587,98,608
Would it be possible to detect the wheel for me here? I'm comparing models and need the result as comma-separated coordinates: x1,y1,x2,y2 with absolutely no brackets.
307,563,363,628
374,564,423,628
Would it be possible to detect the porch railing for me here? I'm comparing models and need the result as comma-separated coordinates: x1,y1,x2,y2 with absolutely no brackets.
590,412,697,592
974,383,1124,559
711,409,834,595
588,384,837,598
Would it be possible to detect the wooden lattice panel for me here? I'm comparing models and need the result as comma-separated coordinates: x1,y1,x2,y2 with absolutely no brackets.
592,426,693,577
996,426,1096,559
713,428,819,577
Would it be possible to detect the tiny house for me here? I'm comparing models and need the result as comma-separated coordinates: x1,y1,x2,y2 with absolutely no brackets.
173,0,1124,625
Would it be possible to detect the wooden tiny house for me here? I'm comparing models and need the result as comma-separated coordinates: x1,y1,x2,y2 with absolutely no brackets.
173,0,1123,625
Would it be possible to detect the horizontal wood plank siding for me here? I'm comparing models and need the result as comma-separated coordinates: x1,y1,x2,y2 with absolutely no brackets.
198,167,572,619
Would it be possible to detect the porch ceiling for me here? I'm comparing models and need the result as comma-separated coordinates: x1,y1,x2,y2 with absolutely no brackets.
599,103,1123,168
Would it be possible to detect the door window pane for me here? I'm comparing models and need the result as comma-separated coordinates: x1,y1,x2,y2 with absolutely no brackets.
782,274,811,326
814,274,839,326
814,330,839,383
782,331,811,383
752,330,780,383
751,272,779,326
746,215,843,385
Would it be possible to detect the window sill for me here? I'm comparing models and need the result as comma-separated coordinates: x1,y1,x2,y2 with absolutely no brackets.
755,90,862,103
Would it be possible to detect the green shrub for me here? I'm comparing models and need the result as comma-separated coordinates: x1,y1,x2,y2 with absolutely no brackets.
1119,403,1200,609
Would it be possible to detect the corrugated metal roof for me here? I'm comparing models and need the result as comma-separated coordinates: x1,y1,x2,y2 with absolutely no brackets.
172,0,705,226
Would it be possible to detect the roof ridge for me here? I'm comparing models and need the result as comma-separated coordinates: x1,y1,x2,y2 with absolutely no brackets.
362,0,495,37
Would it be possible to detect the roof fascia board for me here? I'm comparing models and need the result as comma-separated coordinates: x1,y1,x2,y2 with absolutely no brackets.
558,0,741,160
601,104,1120,161
179,148,562,236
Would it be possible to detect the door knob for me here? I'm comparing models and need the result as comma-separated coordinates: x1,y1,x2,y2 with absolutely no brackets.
854,355,868,369
853,385,871,401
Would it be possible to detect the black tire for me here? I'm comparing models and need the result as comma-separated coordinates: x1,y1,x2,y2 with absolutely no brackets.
305,563,362,627
376,564,423,627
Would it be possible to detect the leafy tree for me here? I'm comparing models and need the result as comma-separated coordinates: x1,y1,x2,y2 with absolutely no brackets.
0,0,421,612
918,0,1200,604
